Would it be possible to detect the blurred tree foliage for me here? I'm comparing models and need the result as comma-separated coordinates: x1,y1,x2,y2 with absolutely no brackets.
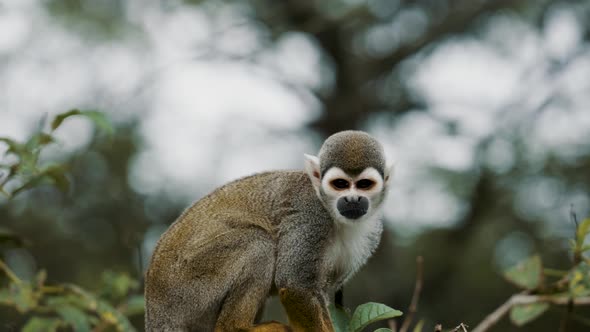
2,0,590,331
0,111,144,330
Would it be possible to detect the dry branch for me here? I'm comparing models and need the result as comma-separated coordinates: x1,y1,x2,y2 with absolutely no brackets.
450,323,469,332
399,256,424,332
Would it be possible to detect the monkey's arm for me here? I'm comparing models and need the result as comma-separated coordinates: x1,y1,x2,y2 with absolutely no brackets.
275,214,335,332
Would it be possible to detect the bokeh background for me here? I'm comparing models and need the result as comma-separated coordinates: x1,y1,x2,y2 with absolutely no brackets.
2,0,590,330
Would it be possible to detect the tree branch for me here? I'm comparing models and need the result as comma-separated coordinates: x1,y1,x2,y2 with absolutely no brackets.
472,294,590,332
0,259,22,284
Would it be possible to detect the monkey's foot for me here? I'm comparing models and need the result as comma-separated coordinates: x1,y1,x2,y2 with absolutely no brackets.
247,321,292,332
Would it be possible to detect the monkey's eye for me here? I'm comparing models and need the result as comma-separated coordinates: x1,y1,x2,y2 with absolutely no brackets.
331,179,350,190
356,179,375,189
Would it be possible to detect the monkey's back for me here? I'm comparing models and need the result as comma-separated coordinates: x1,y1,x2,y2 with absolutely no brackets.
145,171,324,329
149,170,314,265
176,170,314,232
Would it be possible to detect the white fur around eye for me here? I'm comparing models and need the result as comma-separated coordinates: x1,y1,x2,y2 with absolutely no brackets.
321,167,386,197
355,168,384,194
321,167,350,195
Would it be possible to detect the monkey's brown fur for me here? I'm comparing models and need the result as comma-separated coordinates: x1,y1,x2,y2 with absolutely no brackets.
145,131,388,332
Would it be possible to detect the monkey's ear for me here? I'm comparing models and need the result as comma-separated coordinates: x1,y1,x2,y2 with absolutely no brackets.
384,162,395,184
304,154,321,189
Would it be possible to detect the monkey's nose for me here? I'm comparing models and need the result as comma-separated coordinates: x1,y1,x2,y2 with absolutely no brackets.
337,196,369,220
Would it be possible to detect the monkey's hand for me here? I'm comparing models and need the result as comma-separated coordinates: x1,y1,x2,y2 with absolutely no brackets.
246,321,292,332
278,288,334,332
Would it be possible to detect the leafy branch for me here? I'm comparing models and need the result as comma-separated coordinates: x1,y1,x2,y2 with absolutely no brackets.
0,259,142,332
0,109,112,199
472,216,590,332
336,213,590,332
0,110,142,331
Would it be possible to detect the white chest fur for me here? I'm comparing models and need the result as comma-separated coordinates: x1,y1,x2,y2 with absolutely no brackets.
325,214,383,286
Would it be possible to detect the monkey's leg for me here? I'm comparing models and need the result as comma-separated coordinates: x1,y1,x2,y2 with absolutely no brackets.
279,288,334,332
214,235,276,332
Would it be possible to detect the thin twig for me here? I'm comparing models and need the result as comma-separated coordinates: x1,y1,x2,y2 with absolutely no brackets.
450,323,469,332
543,268,569,277
0,259,22,284
0,168,14,199
388,319,397,332
0,187,11,199
40,285,65,294
399,256,424,332
560,207,581,332
570,205,579,230
559,299,573,332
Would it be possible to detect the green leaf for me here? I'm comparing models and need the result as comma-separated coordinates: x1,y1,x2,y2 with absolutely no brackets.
36,269,47,288
510,302,549,326
46,294,88,311
37,133,55,146
81,111,114,136
22,317,62,332
99,270,140,302
25,132,55,151
329,304,351,332
96,298,136,332
543,268,568,278
51,109,114,136
373,329,393,332
576,219,590,249
349,302,403,332
11,173,52,197
11,282,38,312
41,164,70,193
122,294,145,316
11,164,70,196
0,137,26,157
569,239,577,252
0,288,11,305
56,304,92,332
0,136,37,176
503,255,543,290
68,285,136,332
569,262,590,297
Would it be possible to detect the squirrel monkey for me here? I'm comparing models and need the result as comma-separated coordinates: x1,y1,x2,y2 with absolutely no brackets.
145,130,393,331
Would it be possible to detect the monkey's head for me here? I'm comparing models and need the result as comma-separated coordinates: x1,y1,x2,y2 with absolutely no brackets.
304,130,393,224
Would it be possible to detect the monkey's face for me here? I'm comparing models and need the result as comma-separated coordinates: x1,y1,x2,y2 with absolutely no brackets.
319,167,387,222
305,153,392,224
